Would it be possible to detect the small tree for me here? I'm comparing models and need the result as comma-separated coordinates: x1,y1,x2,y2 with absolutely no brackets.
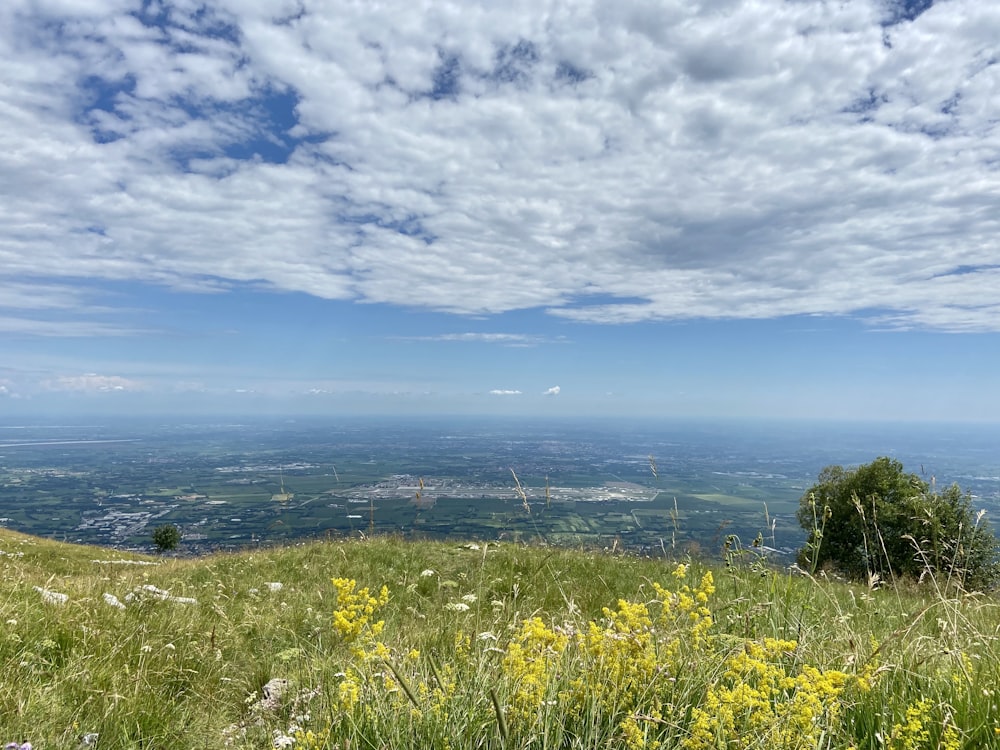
151,523,181,553
797,457,999,589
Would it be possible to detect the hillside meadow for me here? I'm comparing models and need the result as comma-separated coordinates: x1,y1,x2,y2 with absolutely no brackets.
1,529,999,749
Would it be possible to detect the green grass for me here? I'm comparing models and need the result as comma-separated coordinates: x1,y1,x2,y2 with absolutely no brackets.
1,528,999,748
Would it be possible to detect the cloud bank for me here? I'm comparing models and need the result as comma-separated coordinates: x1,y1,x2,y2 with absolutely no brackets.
2,0,999,330
43,374,143,393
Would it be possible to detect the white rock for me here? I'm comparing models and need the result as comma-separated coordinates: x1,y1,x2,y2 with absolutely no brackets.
33,586,68,605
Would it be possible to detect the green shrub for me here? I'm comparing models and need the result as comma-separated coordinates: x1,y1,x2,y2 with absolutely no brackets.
151,523,181,553
796,456,999,589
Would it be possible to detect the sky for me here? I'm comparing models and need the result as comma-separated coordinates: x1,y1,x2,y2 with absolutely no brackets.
1,0,999,422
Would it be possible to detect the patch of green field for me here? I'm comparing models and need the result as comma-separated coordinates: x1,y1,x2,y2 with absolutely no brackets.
692,492,760,506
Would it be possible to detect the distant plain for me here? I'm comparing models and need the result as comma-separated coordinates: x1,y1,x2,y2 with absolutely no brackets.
1,417,997,559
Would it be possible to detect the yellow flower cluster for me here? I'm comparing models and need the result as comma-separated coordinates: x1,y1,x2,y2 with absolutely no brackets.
499,563,715,749
653,568,716,650
329,578,391,716
573,598,659,722
329,576,465,731
501,616,570,723
416,660,458,722
889,698,960,750
331,565,970,750
683,638,854,750
292,726,330,750
890,698,932,750
337,669,361,712
330,577,389,644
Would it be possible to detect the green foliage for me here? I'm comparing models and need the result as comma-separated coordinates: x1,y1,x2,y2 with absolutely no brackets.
151,523,181,553
796,456,1000,589
4,530,1000,747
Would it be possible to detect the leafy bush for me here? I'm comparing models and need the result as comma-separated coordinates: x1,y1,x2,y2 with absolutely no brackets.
796,456,999,589
151,523,181,553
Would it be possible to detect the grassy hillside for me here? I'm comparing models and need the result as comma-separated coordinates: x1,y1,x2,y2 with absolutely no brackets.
1,529,998,749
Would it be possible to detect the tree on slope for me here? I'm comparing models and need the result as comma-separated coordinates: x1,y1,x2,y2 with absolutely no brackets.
151,523,181,554
796,457,999,589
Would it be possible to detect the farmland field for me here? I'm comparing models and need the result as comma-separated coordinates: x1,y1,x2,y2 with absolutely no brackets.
1,416,998,558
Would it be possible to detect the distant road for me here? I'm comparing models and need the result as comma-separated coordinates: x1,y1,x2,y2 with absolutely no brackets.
0,439,141,448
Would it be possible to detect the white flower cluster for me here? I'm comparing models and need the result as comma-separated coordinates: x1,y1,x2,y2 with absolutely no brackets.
223,679,320,747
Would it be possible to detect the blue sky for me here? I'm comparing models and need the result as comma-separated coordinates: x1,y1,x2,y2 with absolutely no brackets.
2,0,999,421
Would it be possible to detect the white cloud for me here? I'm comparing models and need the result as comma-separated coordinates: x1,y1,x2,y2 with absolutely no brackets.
396,332,563,346
0,281,149,337
0,317,149,337
2,0,999,330
43,374,143,392
489,389,522,396
543,385,561,396
0,281,102,311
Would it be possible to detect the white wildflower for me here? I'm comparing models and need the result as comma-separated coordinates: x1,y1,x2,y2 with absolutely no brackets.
444,602,470,612
272,732,294,749
461,593,477,604
33,586,68,605
221,721,242,746
266,582,283,592
420,569,436,577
